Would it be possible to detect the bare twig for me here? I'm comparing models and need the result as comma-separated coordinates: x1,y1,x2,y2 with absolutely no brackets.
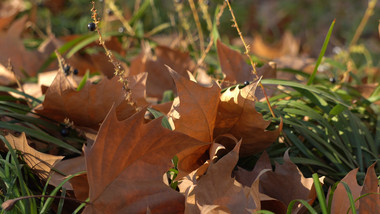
225,0,276,118
189,0,205,52
90,2,133,103
349,0,377,48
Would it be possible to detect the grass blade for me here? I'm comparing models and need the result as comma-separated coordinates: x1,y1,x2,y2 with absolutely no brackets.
147,108,172,130
260,79,349,107
77,71,89,91
0,122,80,154
39,171,86,214
312,173,328,214
286,199,317,214
341,182,357,214
307,19,336,85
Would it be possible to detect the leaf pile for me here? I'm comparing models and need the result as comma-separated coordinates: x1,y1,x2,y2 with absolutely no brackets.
0,5,379,213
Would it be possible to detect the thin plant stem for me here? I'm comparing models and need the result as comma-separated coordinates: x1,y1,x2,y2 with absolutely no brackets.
7,59,32,108
199,0,213,32
174,1,198,57
107,1,135,36
189,0,205,53
349,0,377,48
90,1,133,103
225,0,276,118
196,1,227,67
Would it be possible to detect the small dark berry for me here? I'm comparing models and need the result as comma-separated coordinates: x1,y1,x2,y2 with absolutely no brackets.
73,68,79,75
63,65,71,76
329,77,336,84
205,0,210,6
106,9,114,16
244,81,250,86
60,127,70,137
88,22,96,31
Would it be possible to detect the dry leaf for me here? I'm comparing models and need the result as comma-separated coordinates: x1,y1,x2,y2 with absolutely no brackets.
358,163,380,213
329,163,380,214
130,46,195,99
217,40,277,88
0,63,16,85
234,151,272,187
217,40,255,87
70,173,89,202
55,35,125,78
258,151,318,213
0,16,43,77
181,140,261,213
35,72,136,130
251,31,300,59
83,106,207,213
49,156,86,190
214,81,281,156
168,68,220,173
0,0,25,30
3,133,63,179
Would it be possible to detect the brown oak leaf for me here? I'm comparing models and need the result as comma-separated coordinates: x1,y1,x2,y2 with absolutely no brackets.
251,31,300,59
35,71,136,130
167,68,221,173
234,151,272,187
214,81,282,156
3,133,63,179
49,156,86,190
257,151,319,213
129,45,195,99
0,16,43,77
216,40,276,88
83,106,208,213
329,163,380,214
181,140,261,213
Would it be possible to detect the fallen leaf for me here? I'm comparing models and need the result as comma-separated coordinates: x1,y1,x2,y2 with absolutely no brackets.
181,140,261,213
258,151,318,213
217,40,277,88
251,31,300,59
329,163,380,214
358,163,380,213
130,45,195,99
70,173,89,202
35,71,136,130
0,63,16,85
214,81,281,156
167,68,220,172
49,156,86,190
168,68,220,142
0,16,43,77
3,132,64,179
0,0,25,30
217,40,255,87
83,106,207,213
234,151,272,187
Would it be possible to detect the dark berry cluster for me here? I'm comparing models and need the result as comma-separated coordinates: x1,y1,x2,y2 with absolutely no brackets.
63,65,79,76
